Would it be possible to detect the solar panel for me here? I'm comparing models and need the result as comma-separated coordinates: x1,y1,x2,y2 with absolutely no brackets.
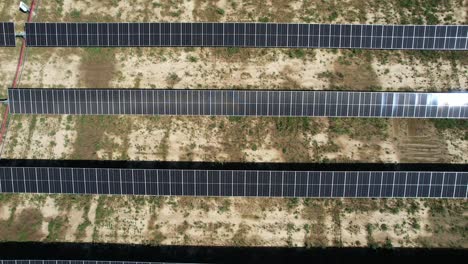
24,23,468,50
8,88,468,118
0,166,466,198
0,22,16,47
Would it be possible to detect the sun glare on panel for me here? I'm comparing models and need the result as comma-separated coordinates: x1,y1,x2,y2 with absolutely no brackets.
434,93,468,107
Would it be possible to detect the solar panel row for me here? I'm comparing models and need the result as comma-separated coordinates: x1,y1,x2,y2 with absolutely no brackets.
0,167,466,198
8,88,468,118
0,22,16,47
25,23,468,50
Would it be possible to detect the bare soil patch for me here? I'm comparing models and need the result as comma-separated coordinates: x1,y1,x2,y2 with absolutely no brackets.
395,120,449,163
71,116,131,160
0,208,44,241
328,51,381,90
79,48,116,88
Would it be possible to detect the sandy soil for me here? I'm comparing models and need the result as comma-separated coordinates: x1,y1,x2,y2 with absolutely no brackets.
0,49,18,95
3,115,76,159
0,195,465,248
243,133,283,162
128,120,167,161
372,58,467,91
443,130,468,163
165,118,229,161
324,135,364,160
20,51,82,88
4,114,466,165
341,206,432,247
96,132,125,160
15,47,467,92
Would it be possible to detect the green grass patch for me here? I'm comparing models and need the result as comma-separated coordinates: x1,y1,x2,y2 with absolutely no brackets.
46,216,67,241
329,118,389,140
274,117,319,135
215,8,225,15
218,199,231,213
187,55,198,62
54,194,93,211
288,49,305,59
226,47,240,56
76,218,91,239
94,196,115,225
432,119,468,130
70,9,81,19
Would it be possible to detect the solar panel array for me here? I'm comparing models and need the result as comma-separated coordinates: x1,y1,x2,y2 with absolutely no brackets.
0,22,16,47
25,23,468,50
0,166,466,198
8,88,468,118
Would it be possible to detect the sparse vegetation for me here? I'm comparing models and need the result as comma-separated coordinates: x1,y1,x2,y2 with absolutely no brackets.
76,218,91,239
288,49,305,59
0,208,43,241
70,9,81,19
432,119,468,131
226,47,240,56
329,118,389,140
384,237,393,249
232,223,251,246
72,116,131,160
149,229,166,245
0,195,465,247
80,48,116,88
94,196,115,225
166,73,182,87
187,55,198,63
215,8,225,15
218,199,231,213
46,216,67,241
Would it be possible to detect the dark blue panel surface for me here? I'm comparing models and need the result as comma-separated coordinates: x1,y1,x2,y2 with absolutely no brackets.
8,89,468,119
24,22,468,50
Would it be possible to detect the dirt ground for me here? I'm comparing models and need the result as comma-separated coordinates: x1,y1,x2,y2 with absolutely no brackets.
6,115,465,164
0,0,467,249
0,194,466,248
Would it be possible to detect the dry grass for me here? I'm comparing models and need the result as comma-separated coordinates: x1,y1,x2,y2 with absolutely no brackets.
79,48,116,88
302,199,328,247
0,195,466,247
328,118,389,140
71,116,132,160
0,208,44,241
323,50,381,90
417,200,468,247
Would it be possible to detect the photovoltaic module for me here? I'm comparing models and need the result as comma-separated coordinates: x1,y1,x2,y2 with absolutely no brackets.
25,23,468,50
8,88,468,118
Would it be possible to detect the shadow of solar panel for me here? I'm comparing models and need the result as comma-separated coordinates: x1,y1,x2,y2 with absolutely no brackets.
0,167,466,198
8,88,468,119
0,261,169,264
0,22,16,47
24,23,468,50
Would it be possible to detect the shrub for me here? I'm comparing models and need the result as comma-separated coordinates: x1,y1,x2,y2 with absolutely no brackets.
216,8,225,15
70,9,81,19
